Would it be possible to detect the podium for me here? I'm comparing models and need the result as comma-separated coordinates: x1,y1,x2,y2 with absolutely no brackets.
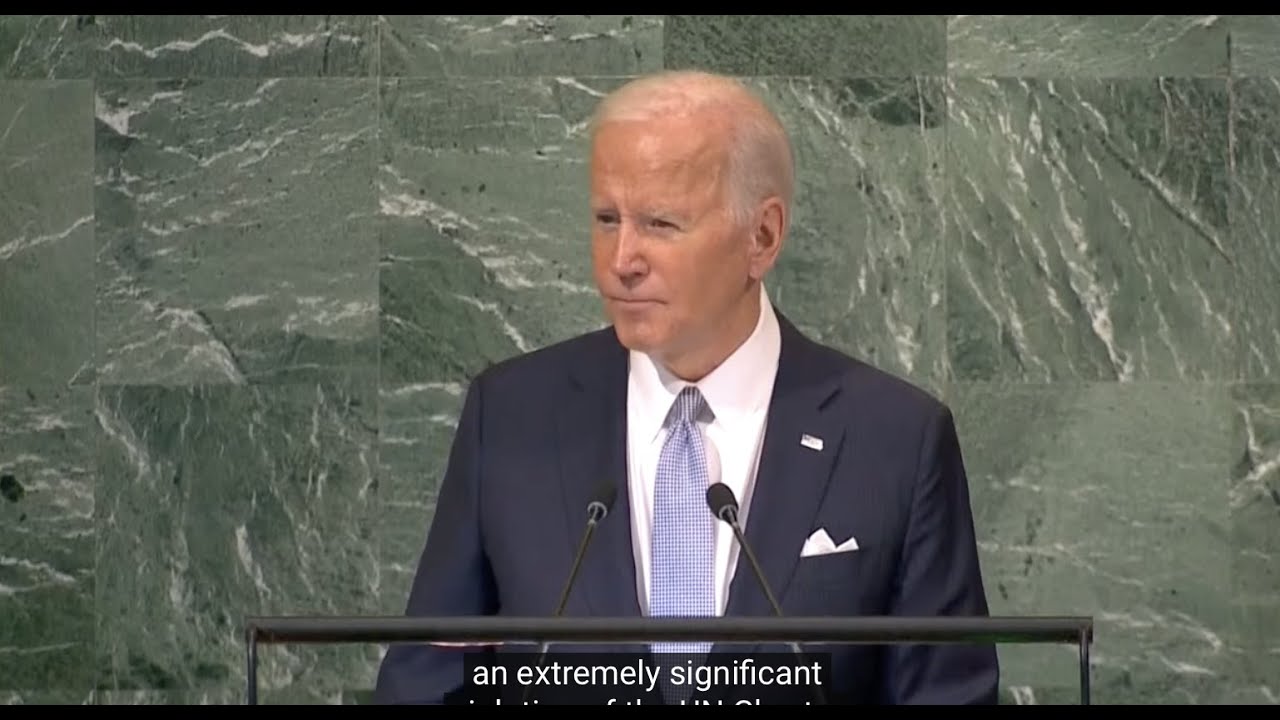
243,614,1093,705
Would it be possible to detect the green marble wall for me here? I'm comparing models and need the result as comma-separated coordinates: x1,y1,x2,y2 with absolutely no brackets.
0,14,1276,705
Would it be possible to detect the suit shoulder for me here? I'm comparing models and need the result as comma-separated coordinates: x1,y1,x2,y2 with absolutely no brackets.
807,339,951,424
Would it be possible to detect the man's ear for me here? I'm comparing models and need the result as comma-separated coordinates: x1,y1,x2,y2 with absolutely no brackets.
747,196,787,280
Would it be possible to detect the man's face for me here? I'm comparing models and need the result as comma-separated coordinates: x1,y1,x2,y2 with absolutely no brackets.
589,115,759,366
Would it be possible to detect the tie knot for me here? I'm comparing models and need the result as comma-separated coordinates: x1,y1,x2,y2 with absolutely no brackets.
668,386,708,425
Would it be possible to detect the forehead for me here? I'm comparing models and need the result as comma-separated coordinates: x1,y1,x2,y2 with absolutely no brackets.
589,117,727,191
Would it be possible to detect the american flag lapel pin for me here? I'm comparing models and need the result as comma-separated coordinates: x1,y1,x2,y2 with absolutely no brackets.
800,433,824,451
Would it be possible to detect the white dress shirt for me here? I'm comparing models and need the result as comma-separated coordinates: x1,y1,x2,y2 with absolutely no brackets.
625,284,782,616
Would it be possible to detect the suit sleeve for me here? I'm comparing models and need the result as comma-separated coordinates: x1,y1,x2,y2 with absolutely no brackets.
880,403,1000,705
373,376,498,704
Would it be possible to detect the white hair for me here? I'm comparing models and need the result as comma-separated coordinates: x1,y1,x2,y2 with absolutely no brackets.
588,71,795,232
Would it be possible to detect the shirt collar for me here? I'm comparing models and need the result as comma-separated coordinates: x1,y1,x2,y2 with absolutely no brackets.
628,284,782,443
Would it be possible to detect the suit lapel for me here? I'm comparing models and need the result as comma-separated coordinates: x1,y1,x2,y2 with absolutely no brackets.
699,317,845,704
553,318,848,688
724,316,845,620
556,331,643,622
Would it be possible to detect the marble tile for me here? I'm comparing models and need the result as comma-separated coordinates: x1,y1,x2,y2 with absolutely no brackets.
379,15,662,77
95,689,241,705
758,77,947,393
1228,384,1280,704
95,687,368,704
1231,384,1280,601
375,383,462,611
1229,603,1280,704
658,16,755,76
0,15,375,78
664,15,946,76
94,78,378,385
1228,15,1280,76
947,77,1235,383
97,15,375,78
0,387,95,692
0,81,94,388
93,380,380,695
999,683,1087,706
948,15,1229,77
0,16,96,79
1230,78,1280,380
0,690,96,704
953,381,1236,704
379,76,947,393
377,77,619,386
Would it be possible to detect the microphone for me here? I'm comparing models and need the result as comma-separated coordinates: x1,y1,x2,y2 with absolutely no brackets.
522,480,618,704
706,482,827,706
706,483,783,615
555,480,617,616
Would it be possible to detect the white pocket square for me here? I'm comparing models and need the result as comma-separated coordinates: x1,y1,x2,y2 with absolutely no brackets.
800,528,860,558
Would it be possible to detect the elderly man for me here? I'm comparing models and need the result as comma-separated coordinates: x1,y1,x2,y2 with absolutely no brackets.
374,70,998,705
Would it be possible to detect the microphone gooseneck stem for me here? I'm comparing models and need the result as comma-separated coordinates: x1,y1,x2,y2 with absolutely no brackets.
554,517,599,617
526,509,605,705
722,507,828,706
723,510,784,616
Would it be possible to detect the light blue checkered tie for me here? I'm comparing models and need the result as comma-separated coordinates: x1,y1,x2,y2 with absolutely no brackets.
650,386,716,703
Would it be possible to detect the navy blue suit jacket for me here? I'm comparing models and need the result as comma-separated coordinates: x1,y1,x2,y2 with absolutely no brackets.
374,313,999,705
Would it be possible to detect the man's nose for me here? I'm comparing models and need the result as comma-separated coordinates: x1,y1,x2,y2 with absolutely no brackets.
610,221,647,277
